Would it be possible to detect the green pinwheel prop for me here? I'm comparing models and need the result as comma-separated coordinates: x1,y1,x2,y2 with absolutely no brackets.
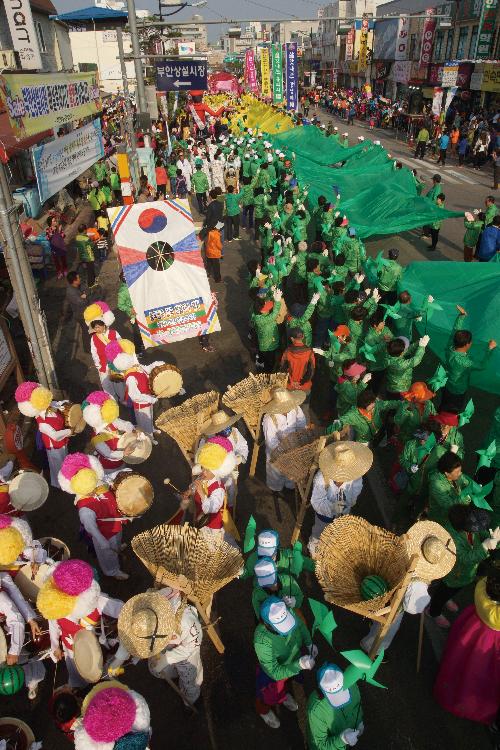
381,302,401,321
363,257,379,286
327,330,341,353
374,250,389,271
308,598,337,647
359,341,377,363
476,440,497,470
341,649,387,690
422,296,443,321
416,432,437,463
460,478,493,511
243,515,257,554
459,399,474,427
428,364,448,392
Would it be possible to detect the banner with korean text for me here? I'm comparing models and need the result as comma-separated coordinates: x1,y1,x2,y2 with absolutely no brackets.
0,72,101,139
285,42,298,112
272,44,284,104
418,9,436,70
4,0,42,70
245,49,259,94
394,15,409,61
108,200,220,347
260,47,271,99
32,120,104,203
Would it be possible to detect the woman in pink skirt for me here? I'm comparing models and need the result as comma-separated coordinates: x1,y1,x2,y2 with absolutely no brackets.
434,562,500,727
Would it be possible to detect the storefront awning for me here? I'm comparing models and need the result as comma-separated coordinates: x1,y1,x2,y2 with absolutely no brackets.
0,112,53,164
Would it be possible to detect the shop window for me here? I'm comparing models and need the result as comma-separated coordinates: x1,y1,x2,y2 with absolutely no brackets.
468,26,479,57
444,30,453,60
455,27,469,59
433,31,443,61
36,21,47,53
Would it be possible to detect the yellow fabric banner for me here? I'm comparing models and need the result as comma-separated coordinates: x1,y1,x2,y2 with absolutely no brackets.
0,71,102,139
260,47,271,99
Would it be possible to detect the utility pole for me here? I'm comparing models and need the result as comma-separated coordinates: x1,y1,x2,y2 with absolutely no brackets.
117,25,140,179
126,0,151,145
0,162,58,391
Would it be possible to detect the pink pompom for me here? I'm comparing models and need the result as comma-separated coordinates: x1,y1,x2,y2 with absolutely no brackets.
95,300,110,313
60,452,91,480
207,435,232,453
14,381,39,403
83,688,136,742
85,391,109,406
0,515,12,530
53,559,94,595
105,340,123,362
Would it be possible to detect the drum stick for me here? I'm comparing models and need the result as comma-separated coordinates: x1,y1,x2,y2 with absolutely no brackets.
163,477,182,493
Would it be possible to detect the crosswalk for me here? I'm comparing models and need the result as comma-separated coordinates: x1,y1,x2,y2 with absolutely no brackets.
397,155,478,185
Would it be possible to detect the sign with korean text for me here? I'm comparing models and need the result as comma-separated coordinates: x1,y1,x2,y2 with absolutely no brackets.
475,0,498,58
245,49,259,93
108,200,220,347
428,63,443,85
260,47,271,98
4,0,42,70
345,27,355,60
442,64,459,87
394,15,409,60
419,9,436,69
156,60,207,91
0,72,101,139
285,42,298,112
32,120,104,203
271,44,284,103
358,18,369,71
481,63,500,92
391,60,412,84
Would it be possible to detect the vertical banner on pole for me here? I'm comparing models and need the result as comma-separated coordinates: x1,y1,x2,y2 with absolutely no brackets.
418,9,436,70
260,47,271,99
285,42,298,112
475,0,498,58
245,49,259,93
271,44,284,104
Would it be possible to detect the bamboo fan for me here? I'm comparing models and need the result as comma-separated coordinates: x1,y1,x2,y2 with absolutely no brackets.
222,373,288,437
270,427,323,485
132,524,243,653
155,390,220,461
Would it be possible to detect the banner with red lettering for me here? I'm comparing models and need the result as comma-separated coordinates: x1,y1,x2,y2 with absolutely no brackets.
419,9,436,70
245,49,259,93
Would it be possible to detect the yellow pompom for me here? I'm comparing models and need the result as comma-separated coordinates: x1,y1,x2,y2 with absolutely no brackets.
31,387,53,412
101,399,119,424
71,468,98,496
84,303,102,323
120,339,135,355
0,527,24,565
197,443,226,472
37,578,76,619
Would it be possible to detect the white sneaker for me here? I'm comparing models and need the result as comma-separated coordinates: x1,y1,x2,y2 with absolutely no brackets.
114,571,129,581
260,710,280,729
282,693,298,712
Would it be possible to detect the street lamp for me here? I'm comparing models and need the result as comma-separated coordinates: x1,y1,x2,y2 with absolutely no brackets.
159,0,206,21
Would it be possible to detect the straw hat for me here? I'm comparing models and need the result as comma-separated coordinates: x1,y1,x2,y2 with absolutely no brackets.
201,409,243,436
405,521,457,583
118,591,179,659
73,630,103,683
262,388,306,415
0,718,35,749
319,441,373,483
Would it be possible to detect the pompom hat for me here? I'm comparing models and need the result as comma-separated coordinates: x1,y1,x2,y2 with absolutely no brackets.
84,301,115,328
0,515,32,565
58,452,104,496
82,391,120,429
37,559,100,621
15,380,53,417
105,339,136,373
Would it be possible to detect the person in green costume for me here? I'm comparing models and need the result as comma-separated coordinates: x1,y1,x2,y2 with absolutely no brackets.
377,248,403,306
442,305,496,411
425,173,443,203
242,527,315,581
286,294,320,346
484,195,498,226
251,557,303,619
315,324,357,385
359,309,393,394
393,380,436,444
341,227,364,274
307,663,364,750
252,289,283,373
383,335,429,399
463,210,483,262
335,361,371,417
427,504,498,628
390,291,425,341
330,389,400,444
427,452,471,525
347,305,370,353
254,596,315,729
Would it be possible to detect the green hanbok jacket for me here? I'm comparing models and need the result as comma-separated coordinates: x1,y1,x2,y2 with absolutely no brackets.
307,686,363,750
253,614,312,681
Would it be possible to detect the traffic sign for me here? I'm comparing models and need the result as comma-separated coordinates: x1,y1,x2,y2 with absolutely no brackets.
156,60,208,92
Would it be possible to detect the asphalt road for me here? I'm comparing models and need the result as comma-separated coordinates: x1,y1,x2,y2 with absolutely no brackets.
4,117,498,749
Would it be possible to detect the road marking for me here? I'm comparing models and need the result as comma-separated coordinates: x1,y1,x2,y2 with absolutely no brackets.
446,169,476,184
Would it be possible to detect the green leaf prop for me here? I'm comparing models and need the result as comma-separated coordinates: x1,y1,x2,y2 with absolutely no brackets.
341,649,387,690
381,302,401,321
308,598,337,647
459,398,474,427
416,432,437,462
359,342,377,363
374,250,389,271
326,419,342,435
328,330,341,353
460,479,493,511
290,541,305,576
243,515,257,554
428,364,448,392
422,296,443,320
476,440,497,470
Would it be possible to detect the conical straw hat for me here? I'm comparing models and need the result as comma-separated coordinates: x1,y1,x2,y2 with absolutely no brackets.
201,410,243,436
118,591,179,658
318,441,373,483
262,388,306,415
405,521,457,583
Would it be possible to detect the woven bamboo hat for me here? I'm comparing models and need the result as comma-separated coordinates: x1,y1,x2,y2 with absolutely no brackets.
319,441,373,483
262,388,306,415
201,410,243,436
405,521,457,583
118,591,179,659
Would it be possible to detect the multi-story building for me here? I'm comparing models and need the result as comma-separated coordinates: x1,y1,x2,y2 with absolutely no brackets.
271,20,319,46
169,14,208,51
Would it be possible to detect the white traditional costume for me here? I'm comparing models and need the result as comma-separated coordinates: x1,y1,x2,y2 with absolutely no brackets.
84,301,124,400
176,156,193,192
198,410,248,507
262,388,307,492
82,391,134,475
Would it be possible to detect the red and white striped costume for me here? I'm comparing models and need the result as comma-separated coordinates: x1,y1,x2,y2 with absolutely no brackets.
76,487,128,577
36,406,71,488
91,418,134,474
90,328,124,399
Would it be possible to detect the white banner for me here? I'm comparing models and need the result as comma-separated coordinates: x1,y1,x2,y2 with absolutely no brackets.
32,120,104,204
391,60,412,84
145,85,159,120
394,15,409,61
432,88,444,116
108,200,220,347
4,0,42,70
